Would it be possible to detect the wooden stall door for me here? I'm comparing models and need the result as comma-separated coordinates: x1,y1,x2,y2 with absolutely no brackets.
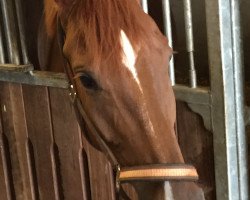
0,82,124,200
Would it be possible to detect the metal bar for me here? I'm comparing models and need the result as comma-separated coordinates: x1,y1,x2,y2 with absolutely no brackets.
183,0,197,88
205,0,245,199
14,0,29,64
0,15,5,64
231,0,249,199
141,0,148,13
162,0,175,85
0,70,69,88
0,0,20,64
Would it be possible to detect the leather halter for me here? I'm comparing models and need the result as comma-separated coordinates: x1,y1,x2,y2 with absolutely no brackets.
56,17,199,198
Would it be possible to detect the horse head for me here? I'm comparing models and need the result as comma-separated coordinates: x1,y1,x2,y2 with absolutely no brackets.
41,0,205,199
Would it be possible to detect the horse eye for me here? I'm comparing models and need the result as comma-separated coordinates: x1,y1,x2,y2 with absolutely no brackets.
79,73,99,90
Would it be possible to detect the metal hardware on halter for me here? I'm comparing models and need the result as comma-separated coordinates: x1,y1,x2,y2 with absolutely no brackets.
69,84,77,103
115,165,121,194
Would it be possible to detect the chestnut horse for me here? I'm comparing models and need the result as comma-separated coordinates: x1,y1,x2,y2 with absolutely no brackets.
38,0,205,199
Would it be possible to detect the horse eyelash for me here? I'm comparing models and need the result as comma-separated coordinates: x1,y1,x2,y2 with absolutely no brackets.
73,73,83,80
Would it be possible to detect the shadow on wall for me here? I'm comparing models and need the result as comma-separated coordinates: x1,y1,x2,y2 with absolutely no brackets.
241,0,250,173
21,0,43,68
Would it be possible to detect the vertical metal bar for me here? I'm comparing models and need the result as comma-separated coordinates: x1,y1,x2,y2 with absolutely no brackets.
14,0,29,64
0,20,5,63
141,0,148,14
162,0,175,85
183,0,197,88
0,0,20,64
205,0,247,199
231,0,249,199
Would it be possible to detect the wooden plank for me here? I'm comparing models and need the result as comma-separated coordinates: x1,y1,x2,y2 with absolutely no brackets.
176,101,216,200
0,87,12,200
49,87,88,200
78,141,92,200
50,87,136,200
74,105,118,200
7,83,36,200
0,71,68,88
84,146,137,200
22,85,56,200
0,138,9,200
85,143,116,200
0,82,28,200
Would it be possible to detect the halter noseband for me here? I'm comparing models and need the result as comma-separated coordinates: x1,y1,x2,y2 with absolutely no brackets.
57,16,199,199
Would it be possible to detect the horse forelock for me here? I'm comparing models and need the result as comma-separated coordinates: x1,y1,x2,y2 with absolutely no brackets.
45,0,147,68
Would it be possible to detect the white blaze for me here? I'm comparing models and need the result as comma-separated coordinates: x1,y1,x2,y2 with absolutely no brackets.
120,30,155,136
164,182,174,200
120,30,140,85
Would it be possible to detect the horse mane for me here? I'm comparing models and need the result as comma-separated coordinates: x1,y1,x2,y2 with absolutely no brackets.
44,0,148,67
